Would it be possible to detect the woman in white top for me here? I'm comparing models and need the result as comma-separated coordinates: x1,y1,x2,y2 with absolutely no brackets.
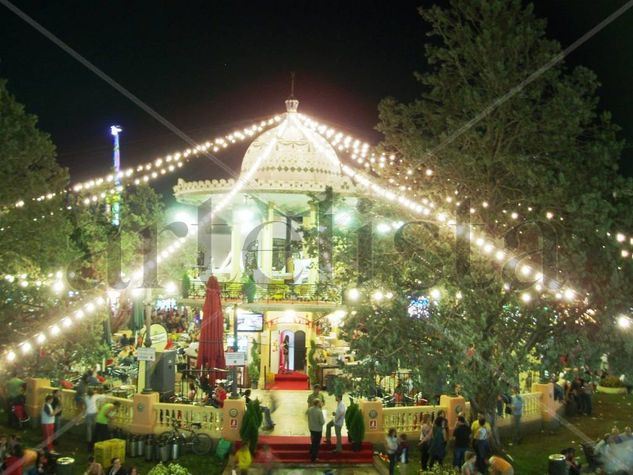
418,413,432,471
84,389,104,449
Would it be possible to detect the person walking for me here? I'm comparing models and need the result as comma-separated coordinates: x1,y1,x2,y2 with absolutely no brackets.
461,451,477,475
398,433,409,475
325,394,346,452
510,387,523,444
418,413,432,470
40,395,56,452
307,384,325,408
452,415,471,468
307,399,325,462
385,428,399,475
95,400,120,443
51,389,63,437
85,389,105,449
429,416,447,467
472,414,491,473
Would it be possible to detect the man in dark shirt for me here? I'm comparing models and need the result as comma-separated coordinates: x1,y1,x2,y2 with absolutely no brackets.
452,415,471,468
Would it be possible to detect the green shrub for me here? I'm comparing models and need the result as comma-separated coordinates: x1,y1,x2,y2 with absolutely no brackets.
600,375,623,387
148,463,192,475
240,399,262,452
249,339,260,387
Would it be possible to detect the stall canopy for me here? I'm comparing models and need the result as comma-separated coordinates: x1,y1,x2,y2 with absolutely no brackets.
197,275,227,383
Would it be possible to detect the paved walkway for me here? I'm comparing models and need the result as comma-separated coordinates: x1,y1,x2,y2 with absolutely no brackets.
250,389,349,438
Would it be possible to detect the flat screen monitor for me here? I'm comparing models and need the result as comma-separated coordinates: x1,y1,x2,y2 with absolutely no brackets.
237,310,264,332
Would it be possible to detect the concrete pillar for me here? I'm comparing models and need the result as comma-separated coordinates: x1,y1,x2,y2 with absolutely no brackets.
360,399,384,444
221,398,246,441
230,208,242,281
304,202,319,284
258,203,275,282
439,395,466,436
128,392,159,435
532,382,556,423
25,378,51,419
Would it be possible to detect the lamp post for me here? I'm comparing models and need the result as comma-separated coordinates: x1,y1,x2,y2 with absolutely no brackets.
231,304,239,398
110,125,122,227
142,287,154,394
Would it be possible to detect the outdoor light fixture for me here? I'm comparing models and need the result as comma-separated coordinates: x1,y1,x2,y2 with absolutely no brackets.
52,280,64,294
335,211,352,227
618,315,631,329
376,223,391,234
430,288,441,301
347,288,360,301
165,281,178,295
372,290,384,301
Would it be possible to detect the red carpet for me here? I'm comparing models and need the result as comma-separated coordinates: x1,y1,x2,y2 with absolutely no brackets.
241,435,374,465
270,371,310,390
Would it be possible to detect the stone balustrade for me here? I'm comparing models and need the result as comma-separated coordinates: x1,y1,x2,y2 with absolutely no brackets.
153,402,223,437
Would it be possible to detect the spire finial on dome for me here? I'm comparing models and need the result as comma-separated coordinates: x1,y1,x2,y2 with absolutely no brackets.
285,71,299,113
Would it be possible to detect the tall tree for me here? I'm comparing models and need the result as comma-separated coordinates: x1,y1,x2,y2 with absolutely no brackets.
342,0,633,424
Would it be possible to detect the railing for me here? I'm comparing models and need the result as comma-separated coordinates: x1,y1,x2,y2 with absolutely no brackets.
36,386,134,429
153,403,223,437
383,405,446,435
188,280,341,304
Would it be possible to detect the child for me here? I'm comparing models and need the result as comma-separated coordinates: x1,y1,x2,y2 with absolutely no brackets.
398,433,409,475
235,444,252,475
461,451,477,475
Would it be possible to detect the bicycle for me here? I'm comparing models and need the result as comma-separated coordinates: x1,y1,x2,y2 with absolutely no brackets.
158,419,213,455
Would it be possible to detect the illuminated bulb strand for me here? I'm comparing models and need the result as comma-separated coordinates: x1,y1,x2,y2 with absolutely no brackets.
1,271,66,292
2,113,294,365
297,115,580,305
3,234,191,363
297,115,632,264
3,116,283,214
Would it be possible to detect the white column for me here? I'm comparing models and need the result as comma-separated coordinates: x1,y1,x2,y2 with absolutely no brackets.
259,203,275,282
230,208,242,280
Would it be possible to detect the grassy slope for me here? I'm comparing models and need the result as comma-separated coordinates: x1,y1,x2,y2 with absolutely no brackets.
390,393,633,474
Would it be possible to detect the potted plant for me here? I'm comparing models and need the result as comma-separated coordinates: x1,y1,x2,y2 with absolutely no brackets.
181,272,191,299
243,274,256,303
307,340,319,386
147,462,192,475
597,375,627,394
249,339,261,389
346,401,365,451
240,399,263,452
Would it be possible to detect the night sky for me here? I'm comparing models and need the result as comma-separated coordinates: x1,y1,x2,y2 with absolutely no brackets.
1,0,632,192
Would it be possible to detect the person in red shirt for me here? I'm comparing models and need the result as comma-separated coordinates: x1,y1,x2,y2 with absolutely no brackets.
213,383,227,408
4,444,24,475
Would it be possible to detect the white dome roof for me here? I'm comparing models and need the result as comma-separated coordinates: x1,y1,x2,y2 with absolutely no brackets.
239,104,355,193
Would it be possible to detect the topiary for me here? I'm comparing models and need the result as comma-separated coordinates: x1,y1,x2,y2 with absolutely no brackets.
348,403,365,451
249,339,261,387
240,398,263,452
307,340,318,385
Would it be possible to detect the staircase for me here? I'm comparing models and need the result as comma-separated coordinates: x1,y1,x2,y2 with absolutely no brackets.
271,371,310,390
249,435,374,465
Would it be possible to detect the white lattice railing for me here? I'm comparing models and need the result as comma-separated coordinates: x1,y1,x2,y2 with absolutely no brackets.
153,403,223,437
383,405,446,435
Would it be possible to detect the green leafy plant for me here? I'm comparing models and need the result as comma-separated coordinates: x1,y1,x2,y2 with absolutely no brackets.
249,339,261,387
600,375,623,388
147,462,192,475
307,340,318,385
242,274,256,303
181,272,191,299
347,402,365,451
240,398,263,452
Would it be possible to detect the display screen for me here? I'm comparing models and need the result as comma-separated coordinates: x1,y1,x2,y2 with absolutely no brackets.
237,310,264,332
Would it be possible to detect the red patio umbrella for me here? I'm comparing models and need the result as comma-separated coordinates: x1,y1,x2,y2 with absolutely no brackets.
197,275,227,384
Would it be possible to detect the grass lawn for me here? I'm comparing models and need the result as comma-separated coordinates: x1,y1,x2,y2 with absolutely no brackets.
0,416,227,475
386,392,633,474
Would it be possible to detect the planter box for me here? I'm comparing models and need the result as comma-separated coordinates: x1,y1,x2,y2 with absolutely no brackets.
596,385,627,395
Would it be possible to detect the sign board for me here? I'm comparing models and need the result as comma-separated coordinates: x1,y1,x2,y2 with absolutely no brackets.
369,419,377,430
230,418,238,429
137,347,156,362
225,352,246,367
139,324,168,351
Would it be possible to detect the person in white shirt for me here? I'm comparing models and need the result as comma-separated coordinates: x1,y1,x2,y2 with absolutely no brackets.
84,388,105,450
325,394,346,452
